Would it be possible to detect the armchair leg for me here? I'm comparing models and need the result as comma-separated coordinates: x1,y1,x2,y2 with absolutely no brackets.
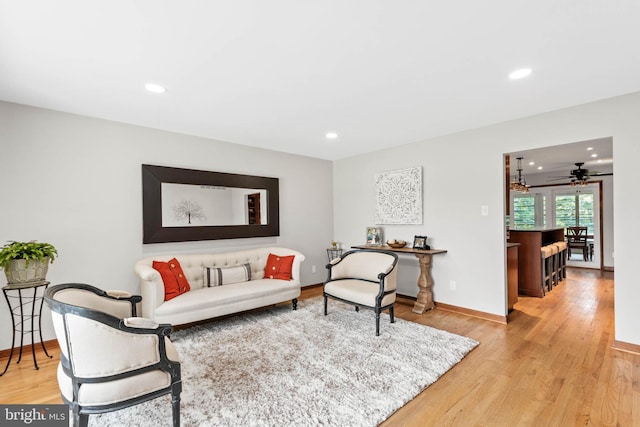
323,295,328,316
71,404,86,427
292,298,298,310
375,309,380,336
70,409,87,427
389,306,395,323
172,388,181,427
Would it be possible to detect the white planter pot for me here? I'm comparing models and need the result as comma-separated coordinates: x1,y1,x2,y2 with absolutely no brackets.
4,257,50,284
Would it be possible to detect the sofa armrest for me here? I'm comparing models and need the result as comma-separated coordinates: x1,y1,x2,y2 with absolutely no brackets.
291,254,305,282
135,263,162,282
134,263,165,320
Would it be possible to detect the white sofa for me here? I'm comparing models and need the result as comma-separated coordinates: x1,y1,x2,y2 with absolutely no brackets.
134,247,305,325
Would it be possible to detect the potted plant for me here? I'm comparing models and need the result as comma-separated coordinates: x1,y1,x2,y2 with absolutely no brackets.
0,240,58,285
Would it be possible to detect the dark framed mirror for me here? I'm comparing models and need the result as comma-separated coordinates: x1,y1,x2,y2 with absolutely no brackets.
142,164,280,243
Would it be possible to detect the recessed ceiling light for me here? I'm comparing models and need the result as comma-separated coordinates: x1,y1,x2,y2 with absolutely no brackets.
528,161,535,166
591,153,598,158
508,68,532,80
325,132,338,140
586,147,594,151
537,166,543,170
145,83,166,93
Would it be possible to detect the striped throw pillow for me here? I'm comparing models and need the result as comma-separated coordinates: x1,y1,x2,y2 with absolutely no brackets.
204,263,252,287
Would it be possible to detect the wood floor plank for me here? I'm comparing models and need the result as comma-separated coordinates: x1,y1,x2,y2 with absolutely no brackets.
0,268,637,426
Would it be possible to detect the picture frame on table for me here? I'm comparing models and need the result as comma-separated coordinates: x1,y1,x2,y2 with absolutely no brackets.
412,235,430,250
366,227,383,246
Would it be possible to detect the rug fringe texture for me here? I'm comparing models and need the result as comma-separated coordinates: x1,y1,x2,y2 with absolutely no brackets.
93,297,478,426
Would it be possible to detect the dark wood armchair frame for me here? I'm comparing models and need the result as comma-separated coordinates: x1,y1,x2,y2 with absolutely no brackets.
44,283,182,427
323,249,399,336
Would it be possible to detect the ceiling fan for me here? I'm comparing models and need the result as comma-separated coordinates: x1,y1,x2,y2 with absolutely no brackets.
549,162,613,184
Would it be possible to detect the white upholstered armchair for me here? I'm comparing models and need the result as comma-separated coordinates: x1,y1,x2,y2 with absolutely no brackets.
44,283,181,427
323,249,399,336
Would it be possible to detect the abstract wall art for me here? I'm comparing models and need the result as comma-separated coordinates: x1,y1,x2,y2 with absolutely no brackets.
374,166,422,224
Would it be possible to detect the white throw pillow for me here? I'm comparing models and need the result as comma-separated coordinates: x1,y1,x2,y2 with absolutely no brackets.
204,264,252,287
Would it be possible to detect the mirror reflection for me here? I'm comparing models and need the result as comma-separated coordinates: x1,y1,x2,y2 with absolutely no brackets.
161,183,268,227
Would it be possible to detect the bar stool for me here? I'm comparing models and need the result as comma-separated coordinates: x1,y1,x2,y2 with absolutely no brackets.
540,245,556,295
548,244,560,288
553,241,568,281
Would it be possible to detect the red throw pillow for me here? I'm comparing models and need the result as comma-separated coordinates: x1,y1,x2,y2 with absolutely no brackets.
167,258,191,294
153,258,191,301
263,254,295,280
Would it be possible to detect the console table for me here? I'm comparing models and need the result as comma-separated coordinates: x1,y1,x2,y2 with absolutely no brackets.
352,245,447,314
1,280,52,375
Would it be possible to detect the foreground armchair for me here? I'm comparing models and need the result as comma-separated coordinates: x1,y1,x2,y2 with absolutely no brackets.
44,283,181,427
323,249,399,336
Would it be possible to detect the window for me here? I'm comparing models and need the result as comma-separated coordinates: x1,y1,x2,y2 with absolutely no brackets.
513,193,546,228
513,195,535,229
555,193,594,234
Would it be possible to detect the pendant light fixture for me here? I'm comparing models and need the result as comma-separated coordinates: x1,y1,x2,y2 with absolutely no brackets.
510,157,529,193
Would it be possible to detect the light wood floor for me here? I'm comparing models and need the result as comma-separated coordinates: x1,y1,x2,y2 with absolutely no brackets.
1,268,636,426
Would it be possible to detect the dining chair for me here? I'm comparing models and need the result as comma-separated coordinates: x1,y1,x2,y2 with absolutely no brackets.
566,226,589,261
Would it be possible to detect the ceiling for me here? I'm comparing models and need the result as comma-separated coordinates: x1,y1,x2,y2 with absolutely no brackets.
510,137,613,178
1,1,639,161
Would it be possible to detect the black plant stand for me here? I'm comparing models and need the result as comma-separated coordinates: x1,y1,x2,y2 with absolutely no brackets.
326,248,344,262
1,280,52,375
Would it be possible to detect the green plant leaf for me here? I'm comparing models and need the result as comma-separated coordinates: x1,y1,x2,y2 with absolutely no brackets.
0,240,58,270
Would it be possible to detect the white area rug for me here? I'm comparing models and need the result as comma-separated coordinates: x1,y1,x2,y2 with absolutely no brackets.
94,297,478,427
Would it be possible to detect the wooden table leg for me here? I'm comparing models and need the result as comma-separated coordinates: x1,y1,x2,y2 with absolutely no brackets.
412,253,436,314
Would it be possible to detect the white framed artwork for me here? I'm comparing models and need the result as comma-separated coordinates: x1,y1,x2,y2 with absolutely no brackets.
374,166,422,224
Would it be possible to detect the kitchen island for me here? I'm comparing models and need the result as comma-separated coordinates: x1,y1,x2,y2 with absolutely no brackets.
506,242,520,311
508,227,565,297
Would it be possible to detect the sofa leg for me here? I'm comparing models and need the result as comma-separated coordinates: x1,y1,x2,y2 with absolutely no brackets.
292,298,298,310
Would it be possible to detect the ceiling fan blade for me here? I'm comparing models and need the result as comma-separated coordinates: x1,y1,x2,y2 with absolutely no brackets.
590,172,613,176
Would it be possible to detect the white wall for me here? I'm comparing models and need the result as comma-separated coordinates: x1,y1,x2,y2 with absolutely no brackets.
0,101,334,351
334,91,640,346
4,92,640,350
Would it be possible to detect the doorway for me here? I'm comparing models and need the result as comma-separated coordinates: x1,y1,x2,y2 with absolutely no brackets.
246,193,261,225
511,182,602,269
504,137,614,315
